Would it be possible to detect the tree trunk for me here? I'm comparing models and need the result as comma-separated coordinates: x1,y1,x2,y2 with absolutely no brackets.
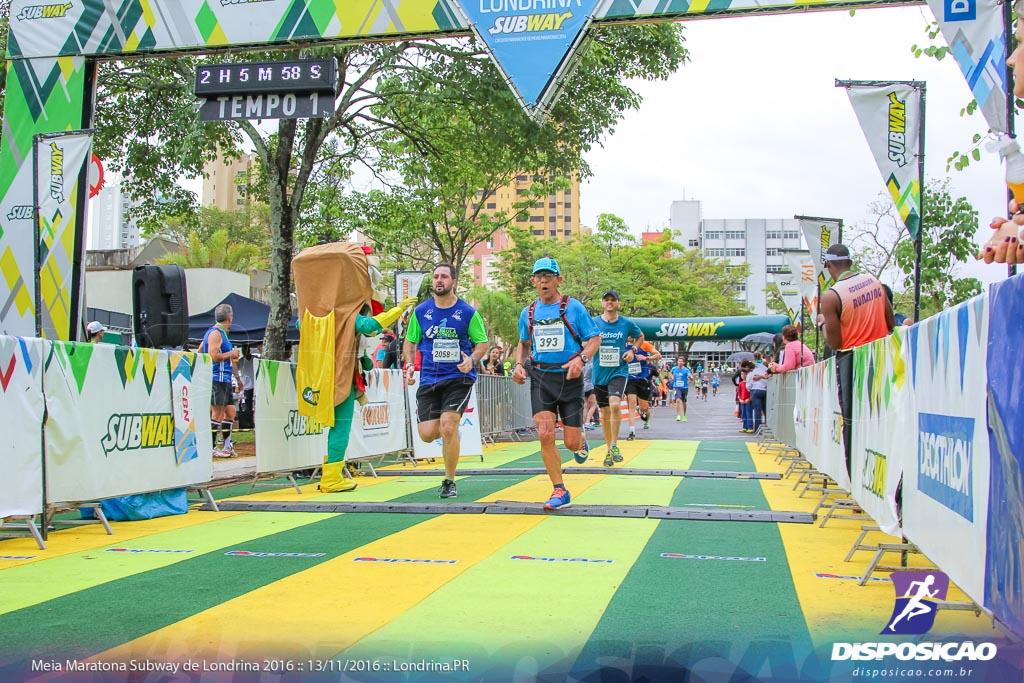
263,120,297,361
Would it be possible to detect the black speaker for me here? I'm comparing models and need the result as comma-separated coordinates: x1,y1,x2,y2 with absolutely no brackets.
132,264,188,348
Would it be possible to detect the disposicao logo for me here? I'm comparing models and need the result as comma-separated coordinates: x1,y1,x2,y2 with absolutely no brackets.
883,570,948,635
511,555,613,563
354,556,457,564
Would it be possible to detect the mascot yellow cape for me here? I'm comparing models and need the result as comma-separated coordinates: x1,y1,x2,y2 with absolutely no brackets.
292,243,415,492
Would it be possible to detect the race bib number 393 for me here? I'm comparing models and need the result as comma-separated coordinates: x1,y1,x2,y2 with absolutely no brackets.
534,322,565,352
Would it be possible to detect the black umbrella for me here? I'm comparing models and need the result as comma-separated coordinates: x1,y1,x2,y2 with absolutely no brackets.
741,332,777,346
726,351,754,363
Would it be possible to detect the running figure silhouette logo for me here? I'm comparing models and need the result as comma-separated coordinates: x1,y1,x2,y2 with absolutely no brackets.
882,571,949,635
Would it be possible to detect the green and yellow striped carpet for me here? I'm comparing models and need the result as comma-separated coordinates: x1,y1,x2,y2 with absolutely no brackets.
0,440,1005,682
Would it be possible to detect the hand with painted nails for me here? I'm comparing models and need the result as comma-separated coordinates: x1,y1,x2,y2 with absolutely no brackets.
980,199,1024,264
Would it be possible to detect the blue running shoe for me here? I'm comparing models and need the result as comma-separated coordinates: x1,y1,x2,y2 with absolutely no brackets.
544,486,571,510
573,438,589,464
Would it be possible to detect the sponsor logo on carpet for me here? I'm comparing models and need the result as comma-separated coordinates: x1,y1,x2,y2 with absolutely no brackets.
107,548,194,554
226,551,325,558
0,555,37,559
354,556,457,564
661,553,765,562
511,555,613,563
815,572,890,583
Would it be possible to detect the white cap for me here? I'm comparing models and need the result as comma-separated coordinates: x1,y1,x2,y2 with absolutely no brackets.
86,321,106,335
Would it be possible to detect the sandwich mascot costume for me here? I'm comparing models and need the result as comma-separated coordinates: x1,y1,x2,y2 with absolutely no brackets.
292,243,416,492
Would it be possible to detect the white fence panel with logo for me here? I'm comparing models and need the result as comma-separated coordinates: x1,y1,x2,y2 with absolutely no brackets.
849,332,911,537
902,296,990,607
346,369,408,460
792,358,850,490
0,336,46,516
43,343,212,503
255,359,327,474
407,373,483,460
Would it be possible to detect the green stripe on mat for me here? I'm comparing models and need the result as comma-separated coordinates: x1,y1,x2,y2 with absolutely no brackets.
626,441,699,470
341,515,660,668
0,473,534,673
571,440,812,675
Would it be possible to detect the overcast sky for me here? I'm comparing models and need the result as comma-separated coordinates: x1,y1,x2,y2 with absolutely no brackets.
579,4,1011,287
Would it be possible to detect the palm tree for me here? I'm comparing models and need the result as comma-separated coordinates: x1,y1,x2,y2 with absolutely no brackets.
158,228,263,273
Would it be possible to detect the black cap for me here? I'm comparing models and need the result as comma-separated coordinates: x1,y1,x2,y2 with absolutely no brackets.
602,289,620,301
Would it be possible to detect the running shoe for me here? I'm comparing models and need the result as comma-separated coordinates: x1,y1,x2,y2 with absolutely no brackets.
212,449,236,459
573,438,590,464
626,432,635,441
640,410,649,422
675,416,681,422
603,450,614,467
544,486,572,510
683,415,688,422
610,445,623,462
438,479,457,498
643,421,650,429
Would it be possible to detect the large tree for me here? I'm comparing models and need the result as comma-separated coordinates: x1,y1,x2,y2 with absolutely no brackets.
91,27,687,360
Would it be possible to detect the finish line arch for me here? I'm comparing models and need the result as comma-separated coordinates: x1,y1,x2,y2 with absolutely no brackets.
0,0,973,340
634,315,789,342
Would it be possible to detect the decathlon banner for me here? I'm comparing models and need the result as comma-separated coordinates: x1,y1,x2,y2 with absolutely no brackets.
783,252,818,323
33,131,92,341
793,357,850,491
769,273,804,326
842,82,923,239
0,336,46,516
347,370,409,460
924,0,1007,134
255,359,327,474
849,331,911,536
43,343,212,504
902,295,990,611
169,351,214,466
984,273,1024,638
796,216,840,291
459,0,602,115
407,373,483,460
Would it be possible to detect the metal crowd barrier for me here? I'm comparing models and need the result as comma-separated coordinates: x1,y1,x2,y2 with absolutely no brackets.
476,375,535,440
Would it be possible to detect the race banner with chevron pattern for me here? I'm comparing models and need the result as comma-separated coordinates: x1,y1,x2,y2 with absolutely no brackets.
42,342,212,503
0,335,46,517
843,83,923,239
34,132,92,341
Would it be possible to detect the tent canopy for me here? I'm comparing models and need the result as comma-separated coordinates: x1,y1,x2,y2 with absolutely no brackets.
188,292,299,345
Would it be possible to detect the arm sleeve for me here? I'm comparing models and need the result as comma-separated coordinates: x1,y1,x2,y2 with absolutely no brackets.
405,310,422,343
468,312,488,344
518,309,530,342
775,344,798,372
355,314,383,336
629,321,643,339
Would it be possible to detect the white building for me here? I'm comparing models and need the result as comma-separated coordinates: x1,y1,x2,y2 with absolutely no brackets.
87,182,141,251
669,199,806,315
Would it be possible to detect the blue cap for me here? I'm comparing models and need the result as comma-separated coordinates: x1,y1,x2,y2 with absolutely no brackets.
532,257,560,275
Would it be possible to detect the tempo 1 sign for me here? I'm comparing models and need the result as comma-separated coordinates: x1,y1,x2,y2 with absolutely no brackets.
199,92,335,122
194,58,338,122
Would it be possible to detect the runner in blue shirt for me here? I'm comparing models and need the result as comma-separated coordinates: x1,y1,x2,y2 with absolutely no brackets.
404,263,489,499
711,373,721,397
592,290,643,465
624,337,660,439
512,258,601,510
670,356,692,422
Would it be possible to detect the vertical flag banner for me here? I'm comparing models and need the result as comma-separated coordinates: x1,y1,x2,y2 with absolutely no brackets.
923,0,1007,134
395,271,428,307
458,0,603,117
169,351,213,466
796,217,841,290
34,132,93,341
843,83,923,239
0,335,47,517
769,272,804,326
784,252,819,322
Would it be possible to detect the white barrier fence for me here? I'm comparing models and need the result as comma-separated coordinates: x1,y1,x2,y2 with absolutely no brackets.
770,274,1024,639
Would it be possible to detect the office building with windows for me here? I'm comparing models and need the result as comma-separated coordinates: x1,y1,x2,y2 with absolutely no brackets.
202,151,256,210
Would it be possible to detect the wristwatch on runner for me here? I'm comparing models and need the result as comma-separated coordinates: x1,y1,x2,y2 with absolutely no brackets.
579,353,589,364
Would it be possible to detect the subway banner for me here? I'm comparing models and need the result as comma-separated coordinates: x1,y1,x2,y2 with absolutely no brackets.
407,374,483,460
849,330,911,537
792,358,850,491
42,343,212,504
348,370,409,460
796,216,840,291
34,132,92,341
903,295,991,612
0,336,46,517
255,359,327,474
984,274,1024,638
842,82,923,239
